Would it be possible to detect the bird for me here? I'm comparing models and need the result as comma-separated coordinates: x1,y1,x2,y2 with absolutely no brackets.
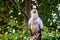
28,9,43,40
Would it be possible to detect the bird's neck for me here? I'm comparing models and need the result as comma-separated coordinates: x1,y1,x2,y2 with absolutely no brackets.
31,15,39,21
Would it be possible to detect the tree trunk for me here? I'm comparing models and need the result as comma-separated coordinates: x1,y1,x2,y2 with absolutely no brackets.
25,0,31,22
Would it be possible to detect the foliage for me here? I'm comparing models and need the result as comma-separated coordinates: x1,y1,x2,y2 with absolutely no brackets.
0,18,30,40
0,0,60,40
0,19,60,40
0,0,60,27
42,26,60,40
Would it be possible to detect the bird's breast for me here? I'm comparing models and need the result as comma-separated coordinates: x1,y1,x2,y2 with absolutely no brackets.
31,24,40,34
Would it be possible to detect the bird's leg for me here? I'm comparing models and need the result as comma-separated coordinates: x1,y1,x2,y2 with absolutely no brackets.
30,33,40,40
30,36,36,40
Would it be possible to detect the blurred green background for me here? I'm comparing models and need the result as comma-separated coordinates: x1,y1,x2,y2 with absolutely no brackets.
0,0,60,40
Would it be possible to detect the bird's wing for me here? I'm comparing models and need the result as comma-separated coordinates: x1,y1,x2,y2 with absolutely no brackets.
37,17,43,29
28,18,31,28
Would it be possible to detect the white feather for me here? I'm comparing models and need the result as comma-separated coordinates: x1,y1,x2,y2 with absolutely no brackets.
28,9,43,30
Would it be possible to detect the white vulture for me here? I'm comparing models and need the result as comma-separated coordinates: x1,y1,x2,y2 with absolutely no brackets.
28,9,43,40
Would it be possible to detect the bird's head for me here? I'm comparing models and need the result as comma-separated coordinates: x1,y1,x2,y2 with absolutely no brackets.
30,9,38,17
31,9,36,14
